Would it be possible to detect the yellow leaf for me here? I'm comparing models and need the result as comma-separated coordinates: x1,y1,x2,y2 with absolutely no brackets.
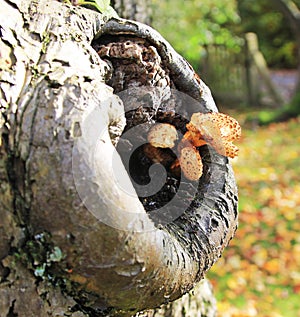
263,259,280,274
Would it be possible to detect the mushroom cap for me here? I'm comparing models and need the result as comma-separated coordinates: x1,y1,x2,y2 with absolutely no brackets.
186,112,241,158
209,112,241,141
147,123,178,148
223,142,239,159
179,146,203,181
190,112,241,142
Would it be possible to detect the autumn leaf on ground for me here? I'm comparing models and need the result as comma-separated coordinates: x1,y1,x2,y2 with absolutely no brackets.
208,114,300,317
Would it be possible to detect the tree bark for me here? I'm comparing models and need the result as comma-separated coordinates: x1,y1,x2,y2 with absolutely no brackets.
111,0,152,24
0,0,238,316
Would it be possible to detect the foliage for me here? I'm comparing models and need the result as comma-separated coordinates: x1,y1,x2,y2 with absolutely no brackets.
152,0,299,70
208,110,300,316
237,0,298,68
75,0,118,17
151,0,242,70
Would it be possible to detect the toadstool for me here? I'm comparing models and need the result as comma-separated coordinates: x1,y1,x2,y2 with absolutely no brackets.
147,123,178,148
145,112,241,182
185,112,241,158
179,146,203,181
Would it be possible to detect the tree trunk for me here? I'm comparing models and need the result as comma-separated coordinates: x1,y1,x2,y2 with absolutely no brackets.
111,0,152,24
0,0,238,316
273,0,300,94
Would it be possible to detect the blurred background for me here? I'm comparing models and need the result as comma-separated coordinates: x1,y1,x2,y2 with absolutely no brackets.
151,1,300,316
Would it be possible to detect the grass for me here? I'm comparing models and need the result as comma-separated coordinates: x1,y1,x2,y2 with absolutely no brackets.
207,109,300,317
257,91,300,125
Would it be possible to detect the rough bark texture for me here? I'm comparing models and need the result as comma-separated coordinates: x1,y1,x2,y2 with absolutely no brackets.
0,0,238,316
136,279,217,317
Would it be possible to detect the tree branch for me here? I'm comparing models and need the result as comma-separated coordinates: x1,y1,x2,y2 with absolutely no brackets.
272,0,300,32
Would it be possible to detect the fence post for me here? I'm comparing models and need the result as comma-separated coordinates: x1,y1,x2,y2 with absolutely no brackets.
245,35,260,106
245,32,284,107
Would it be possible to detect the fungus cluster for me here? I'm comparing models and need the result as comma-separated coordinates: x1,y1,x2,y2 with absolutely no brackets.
146,112,241,181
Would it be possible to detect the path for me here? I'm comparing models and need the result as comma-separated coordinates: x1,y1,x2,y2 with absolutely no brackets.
270,69,298,102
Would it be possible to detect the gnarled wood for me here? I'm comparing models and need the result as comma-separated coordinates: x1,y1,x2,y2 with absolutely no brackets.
0,0,238,316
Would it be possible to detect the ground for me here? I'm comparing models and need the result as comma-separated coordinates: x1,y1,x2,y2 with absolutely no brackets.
258,69,298,106
207,108,300,317
269,69,298,102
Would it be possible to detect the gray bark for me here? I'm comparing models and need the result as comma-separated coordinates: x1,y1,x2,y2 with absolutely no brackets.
0,0,238,316
136,279,217,317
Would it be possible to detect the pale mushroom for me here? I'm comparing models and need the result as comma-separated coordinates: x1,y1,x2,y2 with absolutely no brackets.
145,112,241,182
185,112,241,158
179,146,203,181
147,123,178,148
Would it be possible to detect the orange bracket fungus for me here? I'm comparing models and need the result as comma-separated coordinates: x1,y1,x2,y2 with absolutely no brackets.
146,113,241,181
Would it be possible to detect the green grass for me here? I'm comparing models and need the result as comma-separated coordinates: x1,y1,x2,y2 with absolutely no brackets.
258,91,300,125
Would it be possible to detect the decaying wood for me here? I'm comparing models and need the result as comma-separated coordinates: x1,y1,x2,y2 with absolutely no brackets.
0,0,238,316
